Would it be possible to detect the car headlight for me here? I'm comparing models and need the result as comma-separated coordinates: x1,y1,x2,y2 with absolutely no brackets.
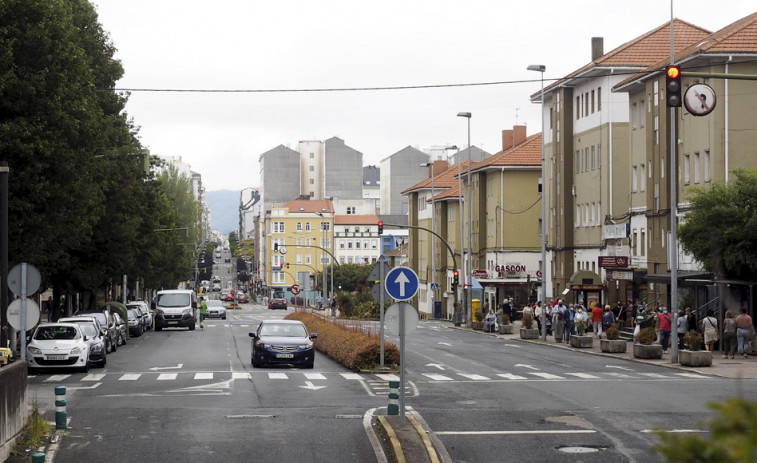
254,341,268,348
70,346,84,355
28,346,41,354
91,343,103,353
183,308,191,315
298,343,313,350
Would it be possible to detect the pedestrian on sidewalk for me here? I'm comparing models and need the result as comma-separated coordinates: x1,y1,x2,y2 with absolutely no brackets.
657,306,672,354
735,308,755,358
564,303,575,343
553,305,564,342
685,307,698,333
534,302,543,333
592,303,604,338
602,305,616,335
485,308,497,333
676,310,688,350
701,309,719,352
722,310,737,359
575,305,588,335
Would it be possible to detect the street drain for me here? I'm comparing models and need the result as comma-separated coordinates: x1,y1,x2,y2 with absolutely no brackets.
558,446,604,454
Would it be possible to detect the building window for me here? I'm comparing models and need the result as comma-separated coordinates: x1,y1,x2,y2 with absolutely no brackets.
309,191,314,198
694,152,700,184
576,150,581,173
309,179,314,185
632,102,637,128
591,146,595,170
296,238,303,248
339,257,345,264
310,152,314,158
597,144,601,168
641,229,646,257
339,240,345,249
704,150,711,182
309,165,314,172
576,205,580,226
321,222,330,232
305,255,311,265
654,116,659,145
597,87,601,111
660,156,665,178
346,207,355,215
296,222,302,231
305,222,311,232
591,90,595,113
584,92,589,115
632,166,638,192
372,239,377,249
363,240,369,249
576,96,580,119
653,80,659,107
296,254,302,264
272,222,284,233
356,241,361,249
639,99,645,127
640,164,646,192
348,241,353,249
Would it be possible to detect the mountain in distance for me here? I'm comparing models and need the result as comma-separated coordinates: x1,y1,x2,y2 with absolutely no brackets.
204,190,240,235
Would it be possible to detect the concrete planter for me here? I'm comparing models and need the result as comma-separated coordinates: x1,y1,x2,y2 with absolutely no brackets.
499,324,513,335
520,328,540,339
751,340,757,354
679,350,712,367
569,335,594,348
600,339,627,353
633,343,663,359
472,321,485,331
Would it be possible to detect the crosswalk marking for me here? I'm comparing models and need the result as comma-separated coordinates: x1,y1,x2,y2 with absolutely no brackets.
340,373,363,380
157,373,177,380
119,373,141,381
566,373,600,379
194,372,213,380
529,372,564,380
422,373,454,381
376,374,399,381
304,373,326,380
675,373,709,379
605,372,634,378
269,373,288,379
497,373,527,380
459,373,489,381
638,373,671,378
44,374,71,382
232,372,251,379
83,373,106,381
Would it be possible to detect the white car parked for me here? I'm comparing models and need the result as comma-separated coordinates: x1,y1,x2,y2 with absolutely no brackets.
27,323,91,374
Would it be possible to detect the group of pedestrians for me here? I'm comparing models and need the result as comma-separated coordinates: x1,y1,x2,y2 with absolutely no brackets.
720,308,755,359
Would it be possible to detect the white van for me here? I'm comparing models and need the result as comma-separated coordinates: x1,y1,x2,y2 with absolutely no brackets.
152,289,197,331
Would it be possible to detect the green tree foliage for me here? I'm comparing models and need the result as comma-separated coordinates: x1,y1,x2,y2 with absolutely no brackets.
316,263,374,293
653,398,757,462
679,169,757,280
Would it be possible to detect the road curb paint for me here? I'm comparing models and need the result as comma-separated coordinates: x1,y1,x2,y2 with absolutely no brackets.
54,385,66,430
388,380,399,415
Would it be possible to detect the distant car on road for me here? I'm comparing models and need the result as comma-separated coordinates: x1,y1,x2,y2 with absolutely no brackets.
212,283,221,292
249,320,317,368
268,296,287,310
237,293,249,304
205,300,226,319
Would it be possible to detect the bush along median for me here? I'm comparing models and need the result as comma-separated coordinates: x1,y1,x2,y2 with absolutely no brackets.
285,312,400,371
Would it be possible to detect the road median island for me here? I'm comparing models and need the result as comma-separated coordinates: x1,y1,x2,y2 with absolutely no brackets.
285,312,400,371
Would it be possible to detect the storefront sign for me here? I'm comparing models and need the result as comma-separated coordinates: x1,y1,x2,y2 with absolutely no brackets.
606,270,633,281
598,256,628,268
571,284,605,291
494,264,528,279
472,269,489,278
602,224,629,240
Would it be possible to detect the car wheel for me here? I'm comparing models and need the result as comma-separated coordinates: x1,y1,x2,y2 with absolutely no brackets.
121,332,127,345
111,337,118,352
304,361,314,369
27,367,37,375
189,323,195,331
98,356,107,368
81,359,90,373
252,358,263,368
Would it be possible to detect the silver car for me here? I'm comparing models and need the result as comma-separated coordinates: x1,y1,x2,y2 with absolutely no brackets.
27,323,91,374
58,317,107,368
206,300,227,319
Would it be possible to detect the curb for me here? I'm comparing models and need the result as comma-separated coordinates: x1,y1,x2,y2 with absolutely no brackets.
377,415,406,463
407,415,440,463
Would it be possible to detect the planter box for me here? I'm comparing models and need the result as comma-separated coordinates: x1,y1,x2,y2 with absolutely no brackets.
499,324,513,335
570,335,594,348
633,343,663,359
679,350,712,367
520,328,540,339
751,341,757,354
472,321,484,331
600,339,627,353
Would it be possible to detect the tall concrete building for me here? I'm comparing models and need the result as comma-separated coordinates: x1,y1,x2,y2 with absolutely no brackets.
258,145,301,211
379,146,431,215
324,137,363,200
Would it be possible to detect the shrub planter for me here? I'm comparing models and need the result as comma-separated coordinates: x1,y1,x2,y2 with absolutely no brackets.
678,350,712,367
472,321,485,331
569,335,594,348
600,339,627,353
520,328,540,339
633,343,663,359
499,324,513,335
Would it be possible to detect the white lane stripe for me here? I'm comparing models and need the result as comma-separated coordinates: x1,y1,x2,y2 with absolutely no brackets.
638,373,671,378
565,373,600,379
82,374,105,381
157,373,177,380
44,375,71,382
675,373,709,379
119,374,141,381
529,372,564,380
435,430,597,435
194,372,213,380
340,373,363,380
458,374,489,381
304,373,326,380
640,429,708,433
269,373,288,379
422,373,454,381
496,373,527,380
376,374,399,381
232,372,251,379
605,372,634,378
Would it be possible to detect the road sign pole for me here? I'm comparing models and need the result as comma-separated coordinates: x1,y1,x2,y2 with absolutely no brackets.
380,257,385,368
20,263,26,361
399,301,406,427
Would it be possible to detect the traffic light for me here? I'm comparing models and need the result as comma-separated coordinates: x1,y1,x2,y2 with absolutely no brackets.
274,243,279,253
665,65,682,107
452,270,459,291
286,263,290,269
378,220,384,235
227,269,230,273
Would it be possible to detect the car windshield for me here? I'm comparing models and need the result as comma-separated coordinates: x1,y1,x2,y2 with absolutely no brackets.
75,312,107,326
207,300,224,307
34,325,80,340
127,309,139,320
77,324,98,337
259,323,307,337
272,291,284,299
157,293,191,308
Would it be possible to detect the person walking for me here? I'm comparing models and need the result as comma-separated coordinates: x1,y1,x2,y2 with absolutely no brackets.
199,296,207,330
685,307,698,333
552,305,564,343
657,306,672,354
701,309,719,352
721,310,737,359
591,303,604,338
574,305,588,335
676,310,688,350
602,305,616,334
564,304,575,343
735,308,755,358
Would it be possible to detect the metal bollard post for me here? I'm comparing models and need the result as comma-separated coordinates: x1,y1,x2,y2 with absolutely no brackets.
388,380,399,415
32,452,45,463
54,385,67,430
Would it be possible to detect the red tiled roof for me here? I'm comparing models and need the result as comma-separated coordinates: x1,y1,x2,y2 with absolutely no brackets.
334,214,380,225
401,160,472,195
280,199,333,214
470,133,542,172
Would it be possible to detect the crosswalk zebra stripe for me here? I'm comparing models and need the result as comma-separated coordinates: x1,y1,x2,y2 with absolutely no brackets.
340,373,363,380
269,372,288,379
529,372,564,380
232,372,251,379
375,374,399,381
119,373,141,381
44,375,70,382
496,373,527,380
422,373,454,381
194,372,213,380
304,373,326,380
157,373,177,380
459,373,489,381
565,373,600,379
82,374,105,381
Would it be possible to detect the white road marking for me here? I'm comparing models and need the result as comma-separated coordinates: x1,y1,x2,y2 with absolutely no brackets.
157,373,177,380
269,372,288,379
44,375,71,382
606,365,634,371
514,364,539,370
194,372,214,380
66,382,101,390
82,373,105,381
340,373,363,380
435,430,597,435
675,373,709,379
422,373,454,381
638,373,671,378
496,373,527,380
232,372,251,379
119,374,141,381
304,373,326,380
605,372,634,378
458,373,489,381
375,374,399,381
529,372,564,380
640,429,708,433
565,373,600,379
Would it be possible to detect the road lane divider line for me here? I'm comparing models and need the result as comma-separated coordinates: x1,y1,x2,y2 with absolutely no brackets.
528,372,564,380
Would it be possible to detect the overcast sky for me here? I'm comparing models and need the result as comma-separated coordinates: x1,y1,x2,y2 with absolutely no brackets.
93,1,756,192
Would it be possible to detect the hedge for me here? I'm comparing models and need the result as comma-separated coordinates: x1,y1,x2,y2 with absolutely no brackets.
285,312,400,370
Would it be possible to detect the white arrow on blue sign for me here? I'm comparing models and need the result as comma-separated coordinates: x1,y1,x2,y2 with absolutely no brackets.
384,267,419,301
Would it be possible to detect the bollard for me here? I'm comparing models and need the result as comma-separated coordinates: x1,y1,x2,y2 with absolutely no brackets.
388,380,399,415
54,385,67,430
32,452,45,463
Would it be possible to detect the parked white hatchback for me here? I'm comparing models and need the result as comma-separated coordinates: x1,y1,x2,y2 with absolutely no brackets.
27,323,91,374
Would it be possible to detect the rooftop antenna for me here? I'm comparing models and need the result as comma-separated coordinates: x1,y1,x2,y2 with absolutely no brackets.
514,107,520,125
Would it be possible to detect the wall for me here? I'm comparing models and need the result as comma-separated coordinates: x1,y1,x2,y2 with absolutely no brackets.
0,362,28,462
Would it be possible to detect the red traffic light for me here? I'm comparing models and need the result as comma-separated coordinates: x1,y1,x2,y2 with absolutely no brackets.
666,66,680,79
378,220,384,235
453,270,459,277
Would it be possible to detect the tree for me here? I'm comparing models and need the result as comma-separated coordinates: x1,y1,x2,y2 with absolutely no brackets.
678,169,757,280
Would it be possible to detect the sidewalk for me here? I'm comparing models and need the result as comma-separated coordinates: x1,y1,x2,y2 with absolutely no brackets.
451,320,757,380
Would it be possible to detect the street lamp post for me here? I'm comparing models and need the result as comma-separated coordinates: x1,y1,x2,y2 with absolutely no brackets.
457,112,472,327
420,162,436,312
527,64,547,341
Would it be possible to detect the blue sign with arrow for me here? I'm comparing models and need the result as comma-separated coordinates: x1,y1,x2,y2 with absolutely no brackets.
384,267,419,301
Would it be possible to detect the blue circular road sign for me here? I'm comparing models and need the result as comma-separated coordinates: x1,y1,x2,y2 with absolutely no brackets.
384,267,419,301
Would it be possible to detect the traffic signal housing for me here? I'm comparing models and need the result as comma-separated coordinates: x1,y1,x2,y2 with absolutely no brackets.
378,220,384,235
666,65,682,107
452,270,460,291
274,243,279,253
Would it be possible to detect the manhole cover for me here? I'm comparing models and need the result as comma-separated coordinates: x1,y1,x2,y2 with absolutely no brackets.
558,446,601,454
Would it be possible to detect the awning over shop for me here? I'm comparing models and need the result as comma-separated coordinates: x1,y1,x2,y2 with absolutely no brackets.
568,270,605,291
644,271,713,284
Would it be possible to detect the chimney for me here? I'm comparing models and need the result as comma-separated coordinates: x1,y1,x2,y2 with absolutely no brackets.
591,37,604,61
501,130,513,151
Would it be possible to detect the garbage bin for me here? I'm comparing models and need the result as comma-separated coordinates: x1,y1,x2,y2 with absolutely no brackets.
472,299,480,314
433,301,442,319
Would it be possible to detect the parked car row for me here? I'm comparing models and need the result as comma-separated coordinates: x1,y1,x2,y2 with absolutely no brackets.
26,301,154,374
